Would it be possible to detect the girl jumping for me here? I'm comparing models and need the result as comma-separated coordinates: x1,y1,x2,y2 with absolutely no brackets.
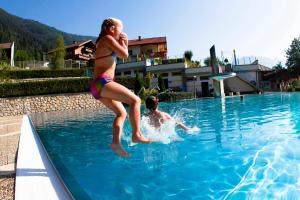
90,18,151,157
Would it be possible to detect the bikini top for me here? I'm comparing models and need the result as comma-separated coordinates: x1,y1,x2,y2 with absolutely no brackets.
95,52,117,60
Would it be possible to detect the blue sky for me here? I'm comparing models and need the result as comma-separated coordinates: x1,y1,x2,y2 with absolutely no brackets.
1,0,300,67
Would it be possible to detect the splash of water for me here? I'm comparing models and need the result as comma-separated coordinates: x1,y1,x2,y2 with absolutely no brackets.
121,108,200,145
140,116,183,144
186,126,201,135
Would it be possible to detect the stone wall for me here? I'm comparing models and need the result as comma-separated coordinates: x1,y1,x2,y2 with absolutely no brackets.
0,93,105,117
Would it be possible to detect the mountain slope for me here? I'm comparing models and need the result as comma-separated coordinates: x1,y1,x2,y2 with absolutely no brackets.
0,8,96,60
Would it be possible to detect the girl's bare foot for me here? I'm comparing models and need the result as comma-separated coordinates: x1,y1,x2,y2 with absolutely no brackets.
132,135,152,143
110,143,130,157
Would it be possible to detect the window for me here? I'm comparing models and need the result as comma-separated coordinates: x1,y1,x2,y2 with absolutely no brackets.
115,72,121,76
124,71,131,75
161,73,169,77
186,77,195,81
172,71,182,76
128,50,133,56
200,76,209,80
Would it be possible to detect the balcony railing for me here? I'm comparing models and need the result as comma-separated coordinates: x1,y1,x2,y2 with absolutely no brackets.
117,55,184,66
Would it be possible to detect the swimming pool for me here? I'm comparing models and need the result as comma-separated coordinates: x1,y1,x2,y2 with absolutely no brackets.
32,93,300,199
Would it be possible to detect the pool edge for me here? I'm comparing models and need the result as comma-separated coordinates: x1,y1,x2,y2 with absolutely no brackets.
14,115,75,200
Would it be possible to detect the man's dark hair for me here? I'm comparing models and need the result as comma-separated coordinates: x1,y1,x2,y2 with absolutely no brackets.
145,96,158,111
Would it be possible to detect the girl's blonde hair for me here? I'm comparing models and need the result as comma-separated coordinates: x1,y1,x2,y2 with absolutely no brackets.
95,17,123,44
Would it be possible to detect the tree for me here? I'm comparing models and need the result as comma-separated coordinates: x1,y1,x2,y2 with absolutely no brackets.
158,74,166,92
194,61,201,67
204,57,224,66
0,48,9,65
286,37,300,76
15,50,29,61
184,50,193,68
52,35,65,69
204,57,211,66
144,72,153,88
273,62,283,73
184,50,193,62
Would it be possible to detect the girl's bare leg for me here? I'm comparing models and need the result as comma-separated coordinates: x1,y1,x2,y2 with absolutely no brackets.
101,81,151,143
99,98,130,157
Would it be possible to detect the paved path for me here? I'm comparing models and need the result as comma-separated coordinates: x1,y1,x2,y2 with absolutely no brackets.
0,115,22,200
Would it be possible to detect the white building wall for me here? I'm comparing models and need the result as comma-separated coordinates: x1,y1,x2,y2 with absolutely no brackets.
11,42,14,66
236,71,257,86
168,75,182,88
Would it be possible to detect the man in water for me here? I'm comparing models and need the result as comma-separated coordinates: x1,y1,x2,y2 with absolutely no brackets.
144,96,190,131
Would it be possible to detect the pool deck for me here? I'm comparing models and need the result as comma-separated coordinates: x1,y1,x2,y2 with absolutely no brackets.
0,115,74,200
15,115,73,200
0,115,22,200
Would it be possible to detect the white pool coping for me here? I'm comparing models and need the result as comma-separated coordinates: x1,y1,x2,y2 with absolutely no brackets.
15,115,74,200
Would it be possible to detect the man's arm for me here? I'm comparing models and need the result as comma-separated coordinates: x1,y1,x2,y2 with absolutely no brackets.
163,112,190,131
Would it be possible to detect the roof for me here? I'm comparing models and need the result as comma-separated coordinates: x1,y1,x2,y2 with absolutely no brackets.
129,37,166,46
233,64,272,72
0,42,13,49
64,40,94,49
48,40,94,54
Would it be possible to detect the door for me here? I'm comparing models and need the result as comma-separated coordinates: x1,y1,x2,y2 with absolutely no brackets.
201,82,209,97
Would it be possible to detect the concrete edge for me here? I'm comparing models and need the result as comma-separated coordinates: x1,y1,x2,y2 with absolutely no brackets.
15,115,74,200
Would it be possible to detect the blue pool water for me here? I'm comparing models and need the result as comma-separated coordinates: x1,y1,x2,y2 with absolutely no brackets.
32,93,300,199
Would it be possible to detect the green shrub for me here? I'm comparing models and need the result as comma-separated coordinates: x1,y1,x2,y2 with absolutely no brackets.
158,75,166,92
134,73,144,94
0,63,12,69
144,89,159,97
288,86,300,92
291,79,300,87
0,65,12,81
156,92,194,102
0,69,86,79
169,59,177,64
0,77,91,97
115,76,135,89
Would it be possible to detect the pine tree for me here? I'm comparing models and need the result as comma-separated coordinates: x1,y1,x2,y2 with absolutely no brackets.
273,62,283,73
286,37,300,76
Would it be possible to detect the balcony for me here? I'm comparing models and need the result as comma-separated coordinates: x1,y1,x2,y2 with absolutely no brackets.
116,54,185,71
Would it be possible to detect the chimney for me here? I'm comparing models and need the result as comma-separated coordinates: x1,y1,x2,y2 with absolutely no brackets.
138,36,142,41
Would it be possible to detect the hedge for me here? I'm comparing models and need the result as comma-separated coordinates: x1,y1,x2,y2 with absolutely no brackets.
0,78,91,97
288,86,300,92
0,74,194,101
0,76,138,98
115,77,135,89
0,69,86,79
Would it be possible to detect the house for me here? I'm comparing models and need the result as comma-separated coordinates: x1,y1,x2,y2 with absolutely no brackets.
232,60,273,90
48,40,95,68
127,36,167,60
146,59,186,91
117,57,271,96
184,61,272,96
116,36,168,76
0,42,15,66
116,36,272,96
